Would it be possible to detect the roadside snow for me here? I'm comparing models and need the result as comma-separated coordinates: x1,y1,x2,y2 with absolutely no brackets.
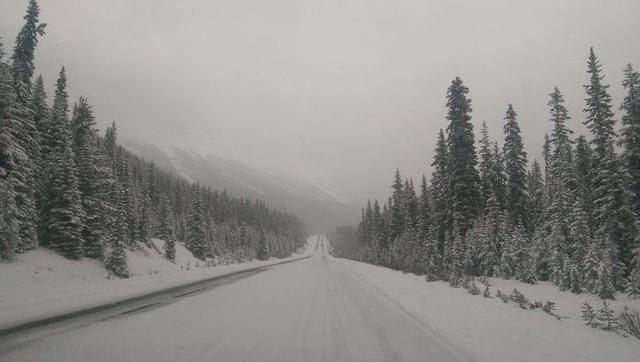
0,236,317,330
335,258,640,362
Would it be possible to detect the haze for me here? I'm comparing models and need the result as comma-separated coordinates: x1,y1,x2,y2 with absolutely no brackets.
1,0,639,207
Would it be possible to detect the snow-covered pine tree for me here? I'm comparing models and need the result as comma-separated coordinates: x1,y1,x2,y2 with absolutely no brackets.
256,229,268,261
0,46,24,260
574,136,593,223
479,193,503,277
30,75,47,200
10,0,46,85
499,222,518,279
0,176,19,261
105,181,130,277
584,48,637,289
157,195,176,261
447,225,466,286
569,196,592,293
445,77,480,237
39,68,85,259
628,237,640,298
403,178,419,231
478,121,493,212
186,184,209,260
513,223,536,283
103,122,117,168
389,169,405,242
596,238,617,299
503,104,529,231
491,142,507,211
620,64,640,216
113,151,137,244
541,87,577,289
417,175,433,270
1,13,45,253
542,134,551,191
548,198,571,290
527,160,545,230
430,129,449,257
71,97,106,259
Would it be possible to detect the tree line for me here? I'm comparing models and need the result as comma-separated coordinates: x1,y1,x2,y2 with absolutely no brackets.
331,48,640,300
0,1,306,277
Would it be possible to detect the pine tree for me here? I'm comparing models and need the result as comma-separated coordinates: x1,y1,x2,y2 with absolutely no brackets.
478,121,493,211
417,175,431,243
574,136,593,222
114,152,137,243
9,1,45,253
628,239,640,298
389,169,405,242
527,160,545,229
256,229,268,261
446,77,480,237
492,142,507,211
0,48,24,260
568,197,591,293
103,122,117,167
542,134,551,189
0,44,38,252
584,48,637,288
0,177,19,261
503,104,529,230
105,181,130,277
430,129,449,257
596,240,616,299
479,194,503,277
403,178,419,230
620,64,640,216
157,196,176,261
186,184,208,260
11,0,46,85
71,97,106,258
39,68,85,259
30,75,47,199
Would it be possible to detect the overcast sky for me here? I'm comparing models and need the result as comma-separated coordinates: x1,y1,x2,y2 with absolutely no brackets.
1,0,639,206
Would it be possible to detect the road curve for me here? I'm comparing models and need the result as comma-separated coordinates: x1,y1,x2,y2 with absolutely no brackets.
1,236,468,362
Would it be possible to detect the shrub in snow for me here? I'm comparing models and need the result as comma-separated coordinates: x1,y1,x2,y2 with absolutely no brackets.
581,300,596,326
510,288,530,309
482,285,492,298
597,300,617,330
496,289,509,303
463,280,481,296
618,307,640,339
542,301,555,313
530,300,544,310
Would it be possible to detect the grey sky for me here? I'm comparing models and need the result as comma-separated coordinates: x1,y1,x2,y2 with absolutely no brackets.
1,0,639,206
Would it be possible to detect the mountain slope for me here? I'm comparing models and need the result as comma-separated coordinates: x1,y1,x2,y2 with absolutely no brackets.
123,140,359,232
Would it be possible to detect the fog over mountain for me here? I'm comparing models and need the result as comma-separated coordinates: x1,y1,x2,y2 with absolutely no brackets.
1,0,639,214
124,139,359,232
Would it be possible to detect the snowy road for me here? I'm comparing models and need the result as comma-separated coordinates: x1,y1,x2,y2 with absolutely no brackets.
0,236,467,362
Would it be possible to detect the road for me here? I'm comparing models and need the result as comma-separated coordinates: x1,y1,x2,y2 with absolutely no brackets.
0,236,467,362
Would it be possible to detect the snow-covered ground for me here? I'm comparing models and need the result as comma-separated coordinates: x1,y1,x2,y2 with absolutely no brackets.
2,235,639,362
0,237,315,330
336,258,640,361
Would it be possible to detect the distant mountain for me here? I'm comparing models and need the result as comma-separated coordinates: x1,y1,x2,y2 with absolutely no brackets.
123,140,359,233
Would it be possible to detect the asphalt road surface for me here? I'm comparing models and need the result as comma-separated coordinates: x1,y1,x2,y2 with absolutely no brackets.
0,236,467,362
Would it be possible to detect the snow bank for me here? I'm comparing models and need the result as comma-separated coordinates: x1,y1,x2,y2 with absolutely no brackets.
335,257,640,362
0,236,317,330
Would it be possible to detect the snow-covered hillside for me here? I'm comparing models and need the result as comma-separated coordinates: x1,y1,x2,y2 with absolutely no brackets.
0,237,316,330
